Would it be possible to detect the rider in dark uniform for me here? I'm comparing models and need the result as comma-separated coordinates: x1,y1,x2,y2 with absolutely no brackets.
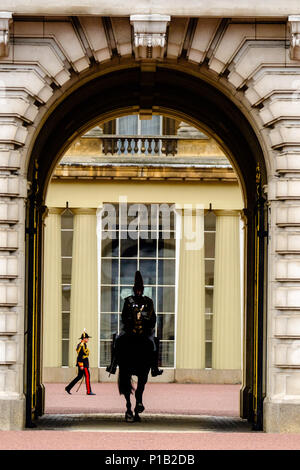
106,271,163,377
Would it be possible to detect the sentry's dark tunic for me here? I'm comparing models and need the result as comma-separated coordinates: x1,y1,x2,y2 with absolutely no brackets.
76,341,89,368
66,340,92,394
121,294,156,336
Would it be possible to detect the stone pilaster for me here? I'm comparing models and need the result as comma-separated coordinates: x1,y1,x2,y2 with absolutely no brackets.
69,209,98,368
212,211,241,370
42,209,62,368
176,209,205,371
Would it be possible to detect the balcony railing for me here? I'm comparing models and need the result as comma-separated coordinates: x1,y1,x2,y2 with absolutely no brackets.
101,135,178,156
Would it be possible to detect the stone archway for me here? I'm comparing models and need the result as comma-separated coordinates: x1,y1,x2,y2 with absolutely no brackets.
24,64,267,429
2,12,299,432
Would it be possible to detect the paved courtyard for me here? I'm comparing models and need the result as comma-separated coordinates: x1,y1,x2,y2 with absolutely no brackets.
44,383,241,416
2,383,300,450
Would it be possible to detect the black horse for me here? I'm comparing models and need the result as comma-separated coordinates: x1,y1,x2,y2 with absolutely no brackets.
116,332,154,422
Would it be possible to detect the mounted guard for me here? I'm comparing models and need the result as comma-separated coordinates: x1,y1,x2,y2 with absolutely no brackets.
106,270,163,378
106,270,163,422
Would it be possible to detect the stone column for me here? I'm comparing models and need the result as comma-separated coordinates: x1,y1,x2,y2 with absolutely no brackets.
212,211,241,369
176,208,205,372
43,209,62,368
69,209,98,368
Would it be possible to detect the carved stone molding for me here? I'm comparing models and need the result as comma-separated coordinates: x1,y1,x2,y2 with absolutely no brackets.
288,15,300,60
0,12,12,58
130,14,170,60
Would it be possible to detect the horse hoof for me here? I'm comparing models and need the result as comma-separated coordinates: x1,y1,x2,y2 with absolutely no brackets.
134,414,141,422
125,411,134,423
135,403,145,414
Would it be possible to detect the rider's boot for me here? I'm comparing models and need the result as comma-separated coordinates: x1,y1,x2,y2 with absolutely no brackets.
151,337,163,377
151,366,163,377
106,334,118,374
106,360,117,374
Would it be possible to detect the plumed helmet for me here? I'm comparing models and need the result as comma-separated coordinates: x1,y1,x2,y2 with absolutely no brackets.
133,270,144,294
79,328,92,339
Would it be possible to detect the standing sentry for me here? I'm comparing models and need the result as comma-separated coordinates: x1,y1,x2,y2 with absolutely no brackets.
65,329,96,395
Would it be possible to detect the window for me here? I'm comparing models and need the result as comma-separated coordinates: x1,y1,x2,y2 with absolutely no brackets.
117,115,161,135
116,115,162,155
61,207,74,366
204,211,216,369
100,203,176,367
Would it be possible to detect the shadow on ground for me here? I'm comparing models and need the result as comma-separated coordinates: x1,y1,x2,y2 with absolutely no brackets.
35,413,255,433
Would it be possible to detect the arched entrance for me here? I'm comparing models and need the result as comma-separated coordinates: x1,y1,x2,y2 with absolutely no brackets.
24,65,268,430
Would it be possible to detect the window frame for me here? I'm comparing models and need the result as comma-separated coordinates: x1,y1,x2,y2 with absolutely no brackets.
60,207,74,367
204,210,216,369
97,202,177,368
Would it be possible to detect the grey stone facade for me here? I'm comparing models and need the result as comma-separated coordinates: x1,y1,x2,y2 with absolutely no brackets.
1,3,300,431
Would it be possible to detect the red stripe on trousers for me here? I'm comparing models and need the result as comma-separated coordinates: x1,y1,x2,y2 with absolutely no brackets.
84,368,91,394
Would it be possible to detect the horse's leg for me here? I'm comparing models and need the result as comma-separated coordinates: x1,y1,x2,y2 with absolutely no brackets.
125,390,134,422
125,391,132,411
119,368,134,422
134,371,148,421
125,381,133,421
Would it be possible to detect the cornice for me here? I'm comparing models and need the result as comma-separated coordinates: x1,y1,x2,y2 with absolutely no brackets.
52,164,237,182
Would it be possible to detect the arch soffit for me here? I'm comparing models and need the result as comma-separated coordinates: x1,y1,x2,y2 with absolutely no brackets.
25,62,267,207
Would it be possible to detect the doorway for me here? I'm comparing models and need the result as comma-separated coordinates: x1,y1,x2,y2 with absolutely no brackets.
24,65,268,430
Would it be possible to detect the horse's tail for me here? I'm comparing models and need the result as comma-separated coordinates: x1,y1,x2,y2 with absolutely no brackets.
118,368,134,396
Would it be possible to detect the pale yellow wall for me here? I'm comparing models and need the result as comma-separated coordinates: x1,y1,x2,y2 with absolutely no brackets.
69,210,98,368
176,212,205,370
44,178,244,374
176,138,225,157
212,212,242,370
46,180,244,209
43,210,62,368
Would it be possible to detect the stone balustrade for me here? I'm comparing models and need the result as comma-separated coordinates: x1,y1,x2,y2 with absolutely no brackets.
101,135,178,156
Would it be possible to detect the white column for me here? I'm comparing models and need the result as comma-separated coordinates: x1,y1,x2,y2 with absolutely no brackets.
43,209,62,367
69,209,98,368
176,209,205,369
212,210,241,369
